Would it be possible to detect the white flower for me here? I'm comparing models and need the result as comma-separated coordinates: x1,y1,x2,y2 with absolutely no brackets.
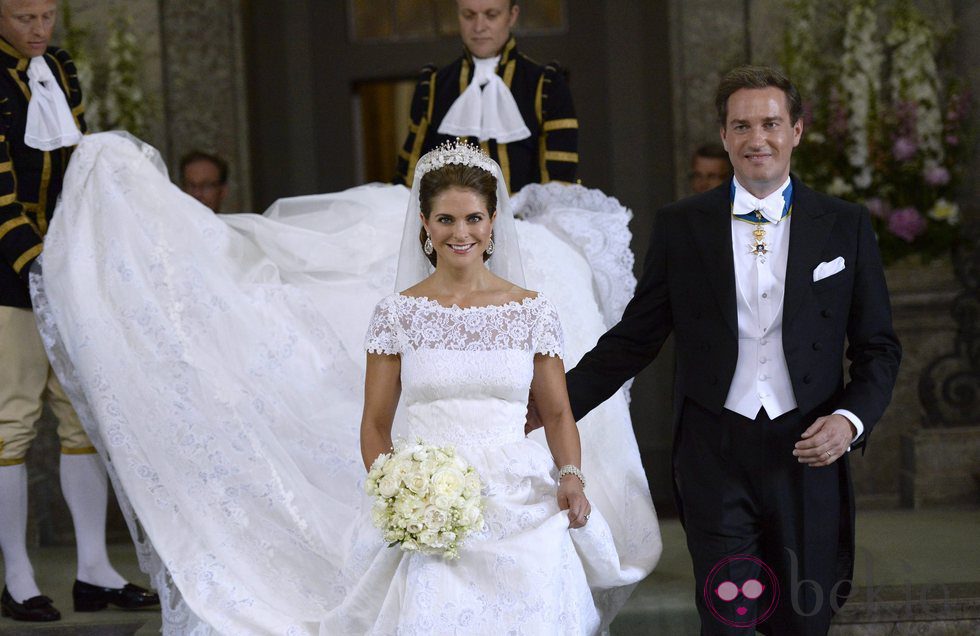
459,502,483,527
854,169,872,190
431,466,466,499
827,177,853,197
378,474,400,498
928,199,959,225
366,439,484,559
432,493,455,511
463,471,481,498
371,500,389,526
393,493,424,519
423,505,449,529
404,471,429,496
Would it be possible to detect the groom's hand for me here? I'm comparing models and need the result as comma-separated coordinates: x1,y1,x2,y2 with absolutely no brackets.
793,414,856,467
524,391,543,435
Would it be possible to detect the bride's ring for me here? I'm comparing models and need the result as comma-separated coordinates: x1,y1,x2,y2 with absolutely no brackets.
584,514,590,522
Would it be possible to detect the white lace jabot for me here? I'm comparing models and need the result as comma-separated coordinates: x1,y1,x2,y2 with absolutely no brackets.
25,56,82,151
437,55,531,143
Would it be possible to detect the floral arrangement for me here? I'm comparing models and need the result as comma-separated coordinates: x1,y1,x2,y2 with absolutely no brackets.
61,2,153,138
365,440,484,560
780,0,971,264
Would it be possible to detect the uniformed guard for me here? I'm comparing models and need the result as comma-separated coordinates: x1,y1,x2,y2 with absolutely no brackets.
394,0,578,193
0,0,157,622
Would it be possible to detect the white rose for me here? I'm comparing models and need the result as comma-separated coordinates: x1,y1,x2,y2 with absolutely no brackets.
432,493,454,511
378,474,400,498
463,472,481,498
387,458,411,482
431,467,466,499
459,502,483,528
418,530,440,548
371,500,389,527
368,453,389,475
405,471,429,496
394,493,424,518
419,457,441,476
423,505,449,529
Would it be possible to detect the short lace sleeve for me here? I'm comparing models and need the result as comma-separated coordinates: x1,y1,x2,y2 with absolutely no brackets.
532,295,564,358
365,295,401,355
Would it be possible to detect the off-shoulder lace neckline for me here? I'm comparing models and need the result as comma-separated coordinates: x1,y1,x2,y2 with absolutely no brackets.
395,292,542,312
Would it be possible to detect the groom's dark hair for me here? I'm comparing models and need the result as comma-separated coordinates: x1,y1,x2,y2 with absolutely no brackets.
716,65,803,128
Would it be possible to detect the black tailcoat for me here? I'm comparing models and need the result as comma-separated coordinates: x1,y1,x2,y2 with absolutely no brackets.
566,177,901,612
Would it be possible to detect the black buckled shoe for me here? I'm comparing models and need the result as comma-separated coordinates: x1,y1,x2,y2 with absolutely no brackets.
72,580,160,612
0,586,61,621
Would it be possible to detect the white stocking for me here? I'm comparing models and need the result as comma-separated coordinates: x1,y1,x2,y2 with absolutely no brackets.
59,454,126,588
0,464,41,602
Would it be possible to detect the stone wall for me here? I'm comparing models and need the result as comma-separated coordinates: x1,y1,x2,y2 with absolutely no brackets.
54,0,251,211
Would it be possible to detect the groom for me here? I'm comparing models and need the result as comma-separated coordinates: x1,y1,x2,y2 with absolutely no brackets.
564,66,900,634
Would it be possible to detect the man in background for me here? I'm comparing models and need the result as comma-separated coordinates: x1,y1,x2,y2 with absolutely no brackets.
180,150,229,213
394,0,577,192
689,142,732,194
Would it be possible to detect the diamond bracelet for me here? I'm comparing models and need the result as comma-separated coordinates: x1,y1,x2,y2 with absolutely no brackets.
558,464,586,488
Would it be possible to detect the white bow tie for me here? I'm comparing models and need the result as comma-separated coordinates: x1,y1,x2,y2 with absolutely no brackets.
732,185,787,224
25,56,82,151
437,56,531,144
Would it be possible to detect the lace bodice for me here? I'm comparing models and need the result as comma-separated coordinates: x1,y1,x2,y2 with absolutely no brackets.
365,293,563,447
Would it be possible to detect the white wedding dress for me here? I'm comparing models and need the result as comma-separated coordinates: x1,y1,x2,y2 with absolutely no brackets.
32,133,661,634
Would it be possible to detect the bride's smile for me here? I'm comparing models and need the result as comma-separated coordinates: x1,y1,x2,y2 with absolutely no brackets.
423,186,495,266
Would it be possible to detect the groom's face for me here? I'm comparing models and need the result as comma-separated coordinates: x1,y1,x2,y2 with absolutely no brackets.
720,87,802,198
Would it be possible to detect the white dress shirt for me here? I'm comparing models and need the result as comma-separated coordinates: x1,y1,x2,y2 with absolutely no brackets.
724,176,864,445
725,176,796,420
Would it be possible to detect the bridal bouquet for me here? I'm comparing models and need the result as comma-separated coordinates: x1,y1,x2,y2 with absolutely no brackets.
365,440,484,560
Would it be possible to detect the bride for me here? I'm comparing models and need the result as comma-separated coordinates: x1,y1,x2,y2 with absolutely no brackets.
32,133,661,634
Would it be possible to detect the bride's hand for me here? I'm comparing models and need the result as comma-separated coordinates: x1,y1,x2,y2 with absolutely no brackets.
557,477,591,528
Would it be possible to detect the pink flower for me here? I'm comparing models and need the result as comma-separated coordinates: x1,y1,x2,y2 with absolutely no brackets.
923,165,950,186
887,207,928,243
945,134,959,146
892,137,918,162
865,197,890,219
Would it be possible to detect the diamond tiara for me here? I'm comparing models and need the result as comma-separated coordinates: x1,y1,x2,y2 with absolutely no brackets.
415,139,497,179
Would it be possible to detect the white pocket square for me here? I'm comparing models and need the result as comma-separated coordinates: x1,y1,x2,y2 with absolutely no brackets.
813,256,845,282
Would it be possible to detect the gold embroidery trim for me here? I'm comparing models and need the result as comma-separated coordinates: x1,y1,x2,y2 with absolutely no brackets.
543,118,578,132
61,446,98,455
12,243,41,272
535,76,547,181
544,150,579,163
406,118,428,185
0,216,28,239
36,152,51,234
